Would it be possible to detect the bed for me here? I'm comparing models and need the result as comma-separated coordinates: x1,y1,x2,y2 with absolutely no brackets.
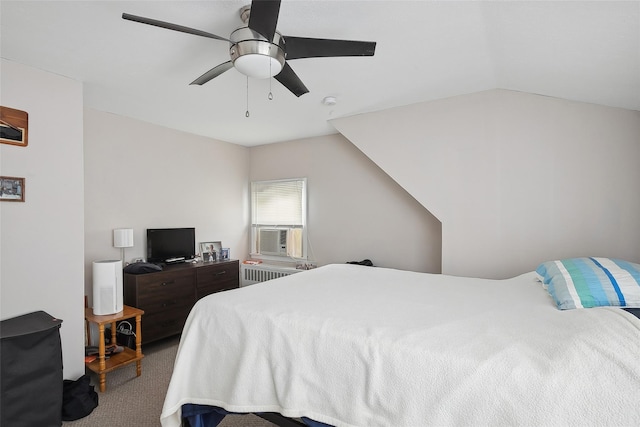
161,259,640,427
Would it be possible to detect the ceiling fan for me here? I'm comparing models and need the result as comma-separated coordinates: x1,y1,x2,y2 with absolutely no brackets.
122,0,376,97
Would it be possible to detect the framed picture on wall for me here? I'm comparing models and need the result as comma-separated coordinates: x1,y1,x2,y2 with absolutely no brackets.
0,106,28,147
200,241,222,262
0,176,25,202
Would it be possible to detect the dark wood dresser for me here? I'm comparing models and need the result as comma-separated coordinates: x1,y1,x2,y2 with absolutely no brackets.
124,259,239,344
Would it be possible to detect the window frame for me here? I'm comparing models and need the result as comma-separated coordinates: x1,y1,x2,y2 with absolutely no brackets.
250,177,308,261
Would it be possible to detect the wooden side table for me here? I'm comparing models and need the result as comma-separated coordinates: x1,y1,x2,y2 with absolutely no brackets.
84,305,144,392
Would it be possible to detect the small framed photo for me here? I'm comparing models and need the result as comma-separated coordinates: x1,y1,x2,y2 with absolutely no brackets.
0,176,25,202
200,241,222,262
220,248,230,260
0,106,28,147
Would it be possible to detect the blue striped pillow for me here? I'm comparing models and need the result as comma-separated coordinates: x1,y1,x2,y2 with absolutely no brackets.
536,257,640,310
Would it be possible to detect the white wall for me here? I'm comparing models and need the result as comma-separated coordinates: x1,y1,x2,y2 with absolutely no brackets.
250,134,441,273
83,108,249,301
6,62,636,380
333,89,640,279
0,59,85,379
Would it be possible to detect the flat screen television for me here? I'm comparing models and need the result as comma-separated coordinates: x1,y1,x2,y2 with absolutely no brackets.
146,228,195,264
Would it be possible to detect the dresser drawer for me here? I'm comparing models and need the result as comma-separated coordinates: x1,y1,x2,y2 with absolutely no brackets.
134,268,194,290
141,306,192,343
196,262,239,292
137,291,193,315
135,269,195,306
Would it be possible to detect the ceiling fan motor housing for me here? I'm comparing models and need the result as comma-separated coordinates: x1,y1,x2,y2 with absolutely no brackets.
230,27,285,79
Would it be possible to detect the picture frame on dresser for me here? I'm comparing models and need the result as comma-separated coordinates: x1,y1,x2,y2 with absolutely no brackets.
200,241,222,262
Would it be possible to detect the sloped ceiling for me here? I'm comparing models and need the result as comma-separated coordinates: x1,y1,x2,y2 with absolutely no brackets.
1,1,638,146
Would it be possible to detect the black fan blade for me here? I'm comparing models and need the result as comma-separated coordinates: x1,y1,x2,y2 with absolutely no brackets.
284,37,376,60
190,61,234,85
122,13,230,42
248,0,281,42
274,63,309,97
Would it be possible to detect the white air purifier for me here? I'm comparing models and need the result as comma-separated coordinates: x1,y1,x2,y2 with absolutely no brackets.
92,260,124,315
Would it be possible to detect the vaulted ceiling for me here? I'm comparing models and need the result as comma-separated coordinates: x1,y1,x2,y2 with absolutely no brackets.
1,1,638,146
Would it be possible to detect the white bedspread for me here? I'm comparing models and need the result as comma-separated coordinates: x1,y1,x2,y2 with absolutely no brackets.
161,264,640,427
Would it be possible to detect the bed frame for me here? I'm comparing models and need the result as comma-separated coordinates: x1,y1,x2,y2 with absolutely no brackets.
182,412,307,427
256,413,307,427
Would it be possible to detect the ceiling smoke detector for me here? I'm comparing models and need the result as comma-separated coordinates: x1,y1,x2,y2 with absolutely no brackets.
322,96,337,106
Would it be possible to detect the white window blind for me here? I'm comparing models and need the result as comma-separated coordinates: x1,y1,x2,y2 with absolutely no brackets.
250,178,307,259
252,179,305,226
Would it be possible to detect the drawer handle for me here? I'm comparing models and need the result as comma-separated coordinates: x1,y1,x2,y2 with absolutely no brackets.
161,280,175,286
214,271,226,276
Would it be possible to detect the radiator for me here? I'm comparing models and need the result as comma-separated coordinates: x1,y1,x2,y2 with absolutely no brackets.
241,264,301,287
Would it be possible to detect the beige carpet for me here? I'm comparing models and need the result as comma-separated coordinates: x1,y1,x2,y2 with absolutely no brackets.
64,336,274,427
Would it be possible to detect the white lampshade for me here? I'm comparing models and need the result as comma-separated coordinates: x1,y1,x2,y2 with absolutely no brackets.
113,228,134,248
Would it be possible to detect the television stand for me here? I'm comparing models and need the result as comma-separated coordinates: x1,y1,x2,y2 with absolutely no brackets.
165,257,185,264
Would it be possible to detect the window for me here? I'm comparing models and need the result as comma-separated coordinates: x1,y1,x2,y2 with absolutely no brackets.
251,178,307,260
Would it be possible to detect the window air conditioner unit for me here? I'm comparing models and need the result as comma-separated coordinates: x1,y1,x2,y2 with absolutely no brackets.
259,229,288,256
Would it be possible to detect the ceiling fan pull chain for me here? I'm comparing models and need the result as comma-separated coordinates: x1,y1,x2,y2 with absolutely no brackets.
268,49,274,101
245,76,250,118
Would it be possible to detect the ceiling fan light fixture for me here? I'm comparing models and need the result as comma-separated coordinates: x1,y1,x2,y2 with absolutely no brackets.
234,54,283,79
230,29,285,79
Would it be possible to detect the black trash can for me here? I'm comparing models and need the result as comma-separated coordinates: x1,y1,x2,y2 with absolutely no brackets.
1,310,63,427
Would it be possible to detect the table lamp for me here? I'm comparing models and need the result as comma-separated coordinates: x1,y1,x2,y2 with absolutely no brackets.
113,228,134,265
